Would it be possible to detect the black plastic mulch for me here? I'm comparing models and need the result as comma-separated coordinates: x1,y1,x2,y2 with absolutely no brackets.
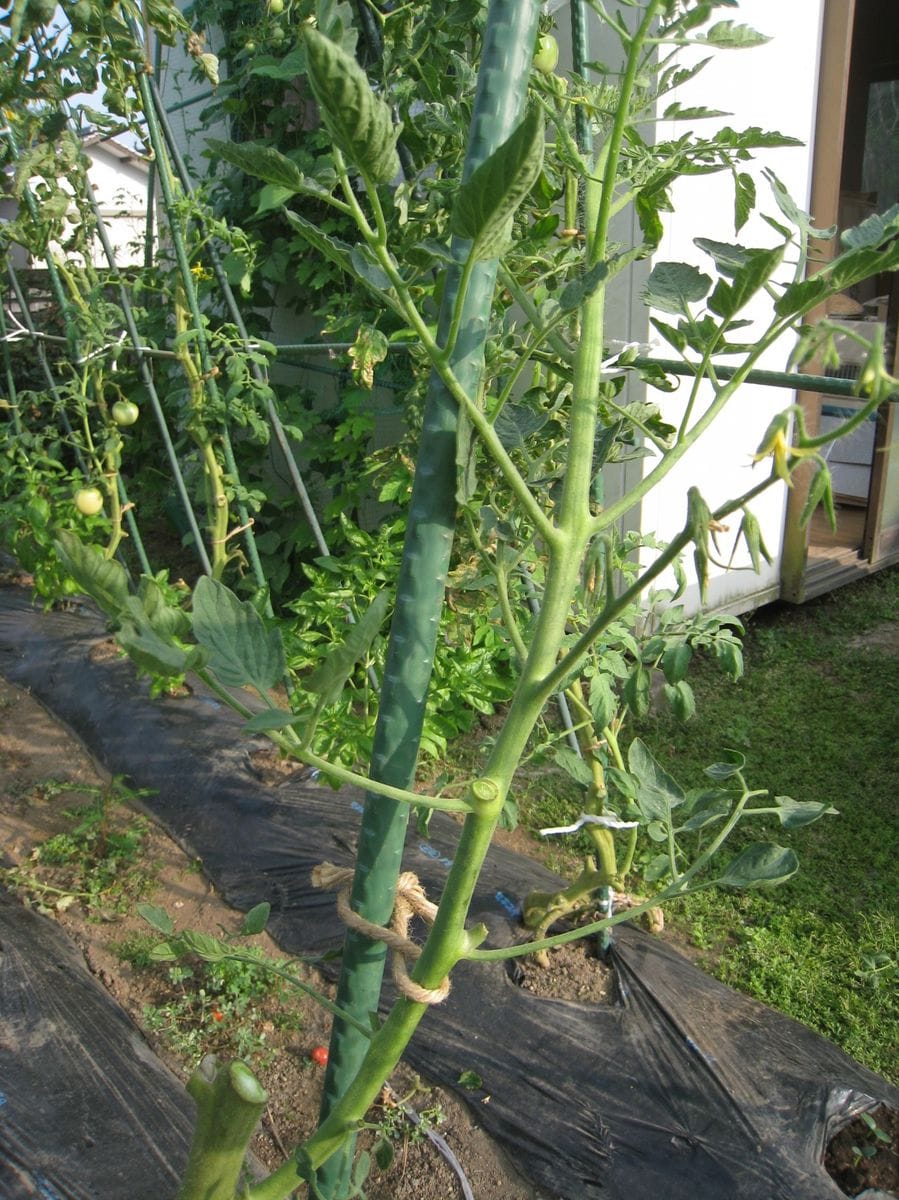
1,586,896,1200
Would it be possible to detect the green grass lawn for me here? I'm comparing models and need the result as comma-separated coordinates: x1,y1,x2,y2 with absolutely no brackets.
629,567,899,1082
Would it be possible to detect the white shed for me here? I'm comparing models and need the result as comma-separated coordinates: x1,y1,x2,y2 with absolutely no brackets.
156,0,899,613
0,132,152,270
79,133,154,268
546,0,899,611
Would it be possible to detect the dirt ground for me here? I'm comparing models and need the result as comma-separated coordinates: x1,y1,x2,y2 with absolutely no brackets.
3,664,895,1200
0,674,541,1200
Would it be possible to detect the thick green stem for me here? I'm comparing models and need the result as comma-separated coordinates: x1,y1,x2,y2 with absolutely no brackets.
177,1058,268,1200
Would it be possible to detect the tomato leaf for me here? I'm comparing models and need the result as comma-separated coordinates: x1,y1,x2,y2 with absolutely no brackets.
628,737,685,824
554,746,593,790
243,709,306,733
664,679,696,721
588,672,617,730
303,28,400,184
305,591,389,708
451,108,545,262
715,842,799,889
772,796,838,828
206,138,333,201
699,20,769,49
240,902,271,936
53,530,129,617
117,616,195,679
644,262,712,315
138,576,191,640
180,929,229,961
623,662,651,718
137,903,174,935
191,577,286,694
662,641,692,685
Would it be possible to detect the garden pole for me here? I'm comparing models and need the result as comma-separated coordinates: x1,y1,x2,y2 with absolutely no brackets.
314,4,541,1195
0,284,22,436
143,34,163,272
132,55,269,592
145,72,333,562
570,0,593,157
57,134,213,576
633,355,899,402
4,263,90,478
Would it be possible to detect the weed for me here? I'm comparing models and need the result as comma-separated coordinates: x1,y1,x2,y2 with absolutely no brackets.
132,943,304,1068
364,1081,446,1177
621,571,898,1081
112,931,166,970
850,1111,893,1165
3,776,157,916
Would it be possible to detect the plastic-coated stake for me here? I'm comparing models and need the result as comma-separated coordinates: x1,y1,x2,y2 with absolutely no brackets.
571,0,593,156
5,263,91,480
632,355,899,403
314,5,542,1197
3,141,149,579
133,52,268,593
0,292,21,436
62,129,213,577
145,71,333,565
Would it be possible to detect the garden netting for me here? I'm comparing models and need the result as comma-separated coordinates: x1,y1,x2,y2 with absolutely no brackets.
1,583,896,1200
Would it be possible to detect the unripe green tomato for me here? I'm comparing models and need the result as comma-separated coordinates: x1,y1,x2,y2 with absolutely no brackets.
244,39,255,51
26,0,58,25
70,0,93,28
270,24,285,42
533,33,559,74
111,399,140,426
74,487,104,516
268,0,284,13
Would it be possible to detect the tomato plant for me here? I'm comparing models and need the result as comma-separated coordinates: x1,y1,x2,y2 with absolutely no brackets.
8,1,899,1199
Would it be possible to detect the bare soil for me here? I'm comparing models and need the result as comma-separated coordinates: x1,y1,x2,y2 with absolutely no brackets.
824,1105,899,1197
511,933,616,1003
5,669,893,1200
0,674,539,1200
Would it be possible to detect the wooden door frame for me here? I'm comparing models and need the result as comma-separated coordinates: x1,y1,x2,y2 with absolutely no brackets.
780,0,857,603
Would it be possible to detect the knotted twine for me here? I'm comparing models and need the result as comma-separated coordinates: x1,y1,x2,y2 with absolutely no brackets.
311,863,450,1005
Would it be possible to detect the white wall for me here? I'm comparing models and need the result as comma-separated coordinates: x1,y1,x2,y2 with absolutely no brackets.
83,140,152,267
638,0,826,611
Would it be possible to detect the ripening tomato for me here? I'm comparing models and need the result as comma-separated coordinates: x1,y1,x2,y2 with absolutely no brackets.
112,399,140,427
533,34,559,74
310,1045,328,1067
74,487,104,516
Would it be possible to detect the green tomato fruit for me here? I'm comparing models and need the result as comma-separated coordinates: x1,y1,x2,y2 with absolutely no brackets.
26,0,58,25
74,487,104,516
244,39,256,51
533,33,559,74
70,0,93,28
111,399,140,427
270,24,285,41
268,0,284,12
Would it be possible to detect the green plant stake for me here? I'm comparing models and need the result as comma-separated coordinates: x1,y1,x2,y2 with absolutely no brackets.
312,4,541,1195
